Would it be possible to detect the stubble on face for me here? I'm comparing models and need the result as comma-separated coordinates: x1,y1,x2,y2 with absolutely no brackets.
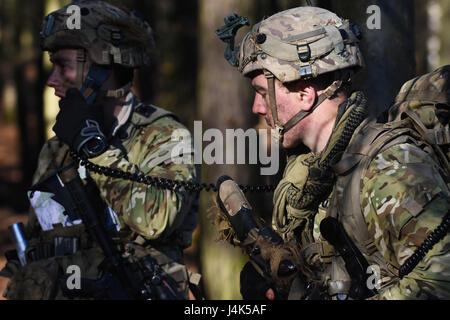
47,49,82,98
252,75,305,149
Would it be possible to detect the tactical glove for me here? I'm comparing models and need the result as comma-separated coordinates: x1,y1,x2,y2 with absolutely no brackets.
240,261,275,300
53,88,108,158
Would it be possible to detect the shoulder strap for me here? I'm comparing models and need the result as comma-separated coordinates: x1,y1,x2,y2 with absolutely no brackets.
131,103,179,127
328,120,418,279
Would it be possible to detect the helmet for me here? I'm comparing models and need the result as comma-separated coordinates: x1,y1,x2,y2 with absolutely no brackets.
238,6,364,82
218,7,364,140
40,0,154,69
41,0,155,102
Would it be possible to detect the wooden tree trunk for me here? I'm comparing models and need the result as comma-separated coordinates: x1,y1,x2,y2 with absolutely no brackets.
131,0,199,130
318,0,416,117
438,0,450,66
415,0,431,75
13,0,45,209
198,0,256,300
0,0,5,119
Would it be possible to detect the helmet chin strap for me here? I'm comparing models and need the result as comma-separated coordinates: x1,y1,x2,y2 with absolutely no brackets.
263,70,344,144
73,49,130,157
75,49,87,92
75,49,133,103
103,82,133,100
263,70,284,144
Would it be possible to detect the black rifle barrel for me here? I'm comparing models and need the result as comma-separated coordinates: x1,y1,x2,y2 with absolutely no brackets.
59,162,140,299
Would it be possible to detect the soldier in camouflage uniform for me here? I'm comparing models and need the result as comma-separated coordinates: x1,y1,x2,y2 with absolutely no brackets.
219,6,450,299
0,0,200,299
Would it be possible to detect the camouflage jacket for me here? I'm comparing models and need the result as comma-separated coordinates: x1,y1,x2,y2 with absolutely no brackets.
294,112,450,300
360,140,449,299
27,91,199,251
0,92,199,300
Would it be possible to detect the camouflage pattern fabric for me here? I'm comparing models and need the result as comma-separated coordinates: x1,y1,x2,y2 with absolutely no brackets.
390,65,449,115
237,6,364,82
2,92,198,300
41,0,154,68
30,92,198,247
89,108,198,245
272,152,313,235
4,247,103,300
277,92,450,299
388,65,450,165
362,65,450,298
361,140,450,299
229,6,364,143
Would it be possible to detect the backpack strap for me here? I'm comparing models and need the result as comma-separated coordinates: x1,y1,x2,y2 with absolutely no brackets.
401,109,450,176
327,120,419,285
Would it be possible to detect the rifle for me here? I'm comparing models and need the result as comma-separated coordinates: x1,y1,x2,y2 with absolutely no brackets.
320,217,378,299
216,175,299,297
34,159,181,300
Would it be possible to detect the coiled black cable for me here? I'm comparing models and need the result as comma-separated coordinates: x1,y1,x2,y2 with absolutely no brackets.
298,93,369,209
70,151,276,194
398,211,450,279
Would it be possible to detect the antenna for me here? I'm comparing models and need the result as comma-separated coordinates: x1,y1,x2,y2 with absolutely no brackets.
306,0,313,6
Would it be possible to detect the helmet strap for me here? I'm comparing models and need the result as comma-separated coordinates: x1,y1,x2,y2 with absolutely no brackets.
103,82,133,100
75,49,131,104
75,49,112,104
264,70,284,142
79,64,111,105
75,49,87,91
263,70,345,142
282,79,343,134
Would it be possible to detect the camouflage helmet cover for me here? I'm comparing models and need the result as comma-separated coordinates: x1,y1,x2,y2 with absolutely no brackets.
40,0,154,68
238,6,364,83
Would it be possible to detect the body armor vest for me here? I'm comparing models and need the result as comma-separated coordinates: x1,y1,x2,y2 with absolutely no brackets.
298,117,443,299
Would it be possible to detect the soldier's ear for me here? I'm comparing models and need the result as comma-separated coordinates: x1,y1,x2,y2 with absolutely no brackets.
297,85,317,111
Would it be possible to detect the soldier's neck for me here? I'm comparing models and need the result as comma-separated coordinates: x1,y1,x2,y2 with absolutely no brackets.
99,96,128,137
303,96,345,153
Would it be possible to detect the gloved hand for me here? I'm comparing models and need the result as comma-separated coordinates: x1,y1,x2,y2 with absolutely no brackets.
53,88,107,158
240,261,276,300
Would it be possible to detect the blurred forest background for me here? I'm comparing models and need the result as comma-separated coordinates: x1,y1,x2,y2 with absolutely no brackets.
0,0,449,300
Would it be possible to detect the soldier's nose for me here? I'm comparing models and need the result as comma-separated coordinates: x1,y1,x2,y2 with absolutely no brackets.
252,94,267,116
46,69,59,88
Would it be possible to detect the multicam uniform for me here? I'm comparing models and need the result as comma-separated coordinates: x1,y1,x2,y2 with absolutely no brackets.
2,92,199,300
361,141,449,299
289,94,450,300
219,6,450,299
1,0,200,300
